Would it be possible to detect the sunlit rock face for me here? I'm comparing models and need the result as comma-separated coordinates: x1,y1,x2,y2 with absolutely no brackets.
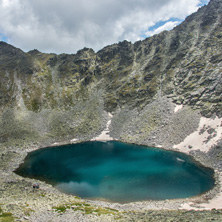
0,0,222,153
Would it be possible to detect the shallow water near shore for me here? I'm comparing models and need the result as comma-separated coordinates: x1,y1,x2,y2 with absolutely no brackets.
15,141,215,203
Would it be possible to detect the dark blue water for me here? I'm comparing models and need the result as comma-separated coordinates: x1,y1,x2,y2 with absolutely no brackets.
15,141,215,202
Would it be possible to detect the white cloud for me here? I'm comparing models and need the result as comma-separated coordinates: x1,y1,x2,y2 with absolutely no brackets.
146,21,181,36
0,0,209,54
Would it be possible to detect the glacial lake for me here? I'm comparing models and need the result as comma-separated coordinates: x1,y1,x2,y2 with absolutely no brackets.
15,141,215,203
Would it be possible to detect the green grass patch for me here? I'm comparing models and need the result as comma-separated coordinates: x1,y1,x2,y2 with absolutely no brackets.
23,207,34,216
0,207,15,222
53,204,71,213
53,202,120,217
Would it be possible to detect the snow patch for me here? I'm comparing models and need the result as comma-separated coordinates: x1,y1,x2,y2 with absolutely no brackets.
174,104,183,113
173,116,222,153
91,113,113,141
70,138,78,143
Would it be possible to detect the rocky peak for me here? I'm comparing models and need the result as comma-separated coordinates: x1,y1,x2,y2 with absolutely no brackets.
0,41,25,59
76,47,95,58
0,41,33,75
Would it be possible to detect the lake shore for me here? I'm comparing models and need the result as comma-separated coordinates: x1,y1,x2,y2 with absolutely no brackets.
0,114,222,221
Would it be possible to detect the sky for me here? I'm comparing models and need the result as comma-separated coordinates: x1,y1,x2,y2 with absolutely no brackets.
0,0,210,54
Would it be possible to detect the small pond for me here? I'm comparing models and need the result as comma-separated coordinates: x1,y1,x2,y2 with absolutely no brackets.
15,141,215,203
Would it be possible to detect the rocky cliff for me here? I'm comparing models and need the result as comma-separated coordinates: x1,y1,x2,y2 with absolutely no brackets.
0,0,222,151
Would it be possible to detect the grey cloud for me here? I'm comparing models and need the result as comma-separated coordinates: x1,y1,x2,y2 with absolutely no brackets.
0,0,206,54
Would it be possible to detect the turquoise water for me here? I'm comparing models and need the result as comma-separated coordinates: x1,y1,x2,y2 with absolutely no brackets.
15,141,215,202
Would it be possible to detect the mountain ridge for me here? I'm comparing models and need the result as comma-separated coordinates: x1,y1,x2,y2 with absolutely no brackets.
0,0,221,147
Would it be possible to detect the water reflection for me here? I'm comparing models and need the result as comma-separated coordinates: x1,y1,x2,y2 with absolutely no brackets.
15,141,215,202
